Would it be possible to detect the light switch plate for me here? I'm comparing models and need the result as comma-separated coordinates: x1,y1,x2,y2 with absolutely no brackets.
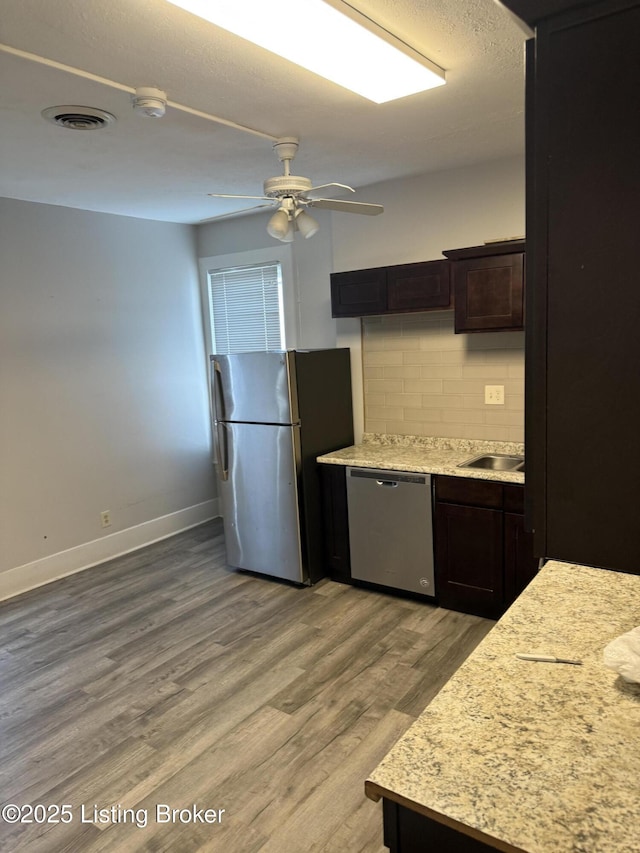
485,385,505,405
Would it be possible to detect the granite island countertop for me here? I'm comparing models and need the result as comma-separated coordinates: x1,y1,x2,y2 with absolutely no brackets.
365,560,640,853
317,434,525,484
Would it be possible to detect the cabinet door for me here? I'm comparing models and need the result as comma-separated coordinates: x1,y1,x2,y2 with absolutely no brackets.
504,512,539,605
319,465,351,583
453,252,524,332
387,260,451,312
435,503,504,618
330,268,386,317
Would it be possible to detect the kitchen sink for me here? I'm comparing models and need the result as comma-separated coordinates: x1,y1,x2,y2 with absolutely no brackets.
458,453,524,471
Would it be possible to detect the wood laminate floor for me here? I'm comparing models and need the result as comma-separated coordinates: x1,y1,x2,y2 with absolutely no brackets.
0,519,494,852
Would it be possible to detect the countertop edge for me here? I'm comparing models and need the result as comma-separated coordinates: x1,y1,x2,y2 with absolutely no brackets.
364,782,528,853
317,442,525,485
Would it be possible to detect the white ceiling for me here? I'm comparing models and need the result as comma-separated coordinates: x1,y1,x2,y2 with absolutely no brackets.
0,0,527,224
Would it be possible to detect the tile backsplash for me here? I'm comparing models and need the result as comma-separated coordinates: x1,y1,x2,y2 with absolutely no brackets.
362,311,524,442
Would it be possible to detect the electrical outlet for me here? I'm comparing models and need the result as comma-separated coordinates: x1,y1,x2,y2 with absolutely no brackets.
484,385,505,405
100,510,111,528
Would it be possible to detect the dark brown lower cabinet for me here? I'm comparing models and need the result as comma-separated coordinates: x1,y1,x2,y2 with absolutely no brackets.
319,464,351,583
382,799,499,852
435,501,504,618
434,476,538,618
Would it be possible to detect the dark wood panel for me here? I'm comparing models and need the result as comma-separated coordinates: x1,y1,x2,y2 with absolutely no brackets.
504,513,540,604
294,349,354,584
524,35,547,547
383,799,502,852
387,260,451,312
503,484,525,514
435,475,503,509
528,1,640,573
496,0,602,26
453,253,524,333
435,503,504,618
330,267,386,317
320,464,351,583
443,240,524,260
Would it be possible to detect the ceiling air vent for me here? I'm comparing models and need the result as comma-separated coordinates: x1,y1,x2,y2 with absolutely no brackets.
41,106,117,130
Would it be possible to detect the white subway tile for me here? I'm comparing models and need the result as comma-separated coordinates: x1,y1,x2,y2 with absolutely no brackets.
443,409,485,424
420,365,463,380
462,364,509,379
403,351,443,365
364,351,404,366
364,367,384,380
366,393,386,407
383,365,422,379
366,380,403,393
403,409,443,423
367,406,405,421
403,379,446,394
385,393,424,408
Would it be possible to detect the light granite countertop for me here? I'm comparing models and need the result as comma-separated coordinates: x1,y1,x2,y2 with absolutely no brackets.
366,560,640,853
318,433,525,484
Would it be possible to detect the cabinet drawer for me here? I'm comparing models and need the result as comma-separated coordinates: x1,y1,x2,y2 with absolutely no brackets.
435,476,502,509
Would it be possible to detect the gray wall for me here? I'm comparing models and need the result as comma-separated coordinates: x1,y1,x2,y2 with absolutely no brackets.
0,198,216,595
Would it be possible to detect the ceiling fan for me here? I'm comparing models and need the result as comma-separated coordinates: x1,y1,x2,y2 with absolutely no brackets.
205,137,384,242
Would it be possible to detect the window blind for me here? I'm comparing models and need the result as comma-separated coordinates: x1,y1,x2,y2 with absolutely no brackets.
208,262,284,354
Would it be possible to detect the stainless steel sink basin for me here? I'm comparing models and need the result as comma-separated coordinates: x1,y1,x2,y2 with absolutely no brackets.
457,453,524,471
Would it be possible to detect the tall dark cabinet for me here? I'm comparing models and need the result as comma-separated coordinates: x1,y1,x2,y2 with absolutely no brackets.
523,0,640,574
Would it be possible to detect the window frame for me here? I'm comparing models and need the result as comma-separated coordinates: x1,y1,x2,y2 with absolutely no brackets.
198,246,297,359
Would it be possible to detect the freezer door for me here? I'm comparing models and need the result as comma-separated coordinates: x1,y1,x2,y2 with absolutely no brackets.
218,421,305,582
211,351,298,424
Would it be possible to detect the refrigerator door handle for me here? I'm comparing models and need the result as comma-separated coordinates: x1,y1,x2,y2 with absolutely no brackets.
211,358,226,422
215,421,229,481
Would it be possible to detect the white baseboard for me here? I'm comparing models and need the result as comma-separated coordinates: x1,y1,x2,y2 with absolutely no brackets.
0,499,221,602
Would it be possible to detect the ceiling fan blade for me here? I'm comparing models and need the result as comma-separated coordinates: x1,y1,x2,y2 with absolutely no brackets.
306,182,355,194
309,199,384,216
199,203,275,223
207,192,272,200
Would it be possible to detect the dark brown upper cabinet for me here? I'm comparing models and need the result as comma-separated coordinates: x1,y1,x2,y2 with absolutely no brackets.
443,240,525,333
330,259,450,318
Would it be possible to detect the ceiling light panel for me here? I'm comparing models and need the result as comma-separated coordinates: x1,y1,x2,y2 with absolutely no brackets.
165,0,446,103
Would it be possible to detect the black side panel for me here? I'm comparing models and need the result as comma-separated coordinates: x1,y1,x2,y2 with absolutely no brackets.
524,36,547,552
382,799,506,852
294,349,354,584
541,5,640,572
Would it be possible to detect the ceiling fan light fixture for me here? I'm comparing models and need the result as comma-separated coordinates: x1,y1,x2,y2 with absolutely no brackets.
280,222,296,243
295,209,320,239
267,207,291,241
165,0,445,103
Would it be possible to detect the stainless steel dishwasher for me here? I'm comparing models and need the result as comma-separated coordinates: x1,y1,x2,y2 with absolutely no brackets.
346,467,435,597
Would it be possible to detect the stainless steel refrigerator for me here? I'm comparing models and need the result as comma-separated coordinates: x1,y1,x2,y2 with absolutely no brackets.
210,349,353,585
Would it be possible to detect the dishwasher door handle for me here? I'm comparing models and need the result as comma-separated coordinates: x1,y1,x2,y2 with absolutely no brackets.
376,480,399,487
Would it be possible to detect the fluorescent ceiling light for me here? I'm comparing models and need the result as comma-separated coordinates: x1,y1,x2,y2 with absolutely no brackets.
165,0,446,103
